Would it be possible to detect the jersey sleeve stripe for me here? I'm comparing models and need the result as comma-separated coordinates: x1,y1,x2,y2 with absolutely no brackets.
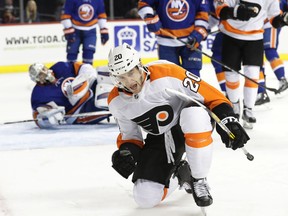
117,134,144,149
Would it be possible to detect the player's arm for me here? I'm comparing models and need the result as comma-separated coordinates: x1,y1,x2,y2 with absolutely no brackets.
214,0,258,21
180,71,249,151
187,1,209,50
138,0,162,35
60,1,75,42
64,63,97,106
111,117,144,179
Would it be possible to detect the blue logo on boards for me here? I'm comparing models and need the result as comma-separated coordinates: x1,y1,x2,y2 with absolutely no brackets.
114,26,140,51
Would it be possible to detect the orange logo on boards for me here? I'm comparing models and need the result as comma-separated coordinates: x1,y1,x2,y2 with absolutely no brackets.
78,4,94,21
166,0,189,22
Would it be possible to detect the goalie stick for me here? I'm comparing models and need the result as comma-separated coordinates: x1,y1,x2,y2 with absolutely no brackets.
165,88,254,161
2,110,111,125
160,29,279,95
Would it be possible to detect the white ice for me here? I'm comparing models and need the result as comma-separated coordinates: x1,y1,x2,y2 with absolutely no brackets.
0,63,288,216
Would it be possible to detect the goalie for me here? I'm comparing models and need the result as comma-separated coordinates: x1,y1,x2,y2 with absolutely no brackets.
28,62,113,128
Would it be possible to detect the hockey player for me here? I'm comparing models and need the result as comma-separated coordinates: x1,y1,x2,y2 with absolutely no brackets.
108,43,250,210
256,0,288,105
214,0,288,129
29,62,113,129
61,0,109,65
208,0,226,95
137,0,209,77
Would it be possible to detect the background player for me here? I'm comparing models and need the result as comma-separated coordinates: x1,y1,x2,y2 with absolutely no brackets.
29,61,113,128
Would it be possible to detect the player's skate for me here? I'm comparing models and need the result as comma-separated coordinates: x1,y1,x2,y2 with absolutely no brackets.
242,106,256,129
255,91,270,106
278,77,288,93
232,100,240,120
173,160,193,194
191,177,213,206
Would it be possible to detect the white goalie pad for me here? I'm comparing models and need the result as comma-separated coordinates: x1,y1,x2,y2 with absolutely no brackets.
96,66,112,84
78,64,97,86
94,83,114,109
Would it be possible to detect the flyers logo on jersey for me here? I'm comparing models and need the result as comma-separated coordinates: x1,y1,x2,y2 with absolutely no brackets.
78,4,94,21
166,0,189,22
132,105,174,135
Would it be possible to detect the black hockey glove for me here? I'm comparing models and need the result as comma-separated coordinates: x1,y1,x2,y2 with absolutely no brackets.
216,116,250,150
111,143,141,179
219,5,257,21
212,103,250,150
234,4,258,21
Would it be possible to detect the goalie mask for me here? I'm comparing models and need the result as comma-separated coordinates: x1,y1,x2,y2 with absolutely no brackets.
29,63,55,84
108,43,147,93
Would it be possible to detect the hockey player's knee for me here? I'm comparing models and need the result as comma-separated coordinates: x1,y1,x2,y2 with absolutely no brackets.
133,179,164,208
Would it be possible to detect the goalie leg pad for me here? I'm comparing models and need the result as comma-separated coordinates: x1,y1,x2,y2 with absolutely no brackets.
94,83,114,109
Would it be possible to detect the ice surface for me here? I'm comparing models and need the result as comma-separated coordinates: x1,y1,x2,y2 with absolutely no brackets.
0,63,287,216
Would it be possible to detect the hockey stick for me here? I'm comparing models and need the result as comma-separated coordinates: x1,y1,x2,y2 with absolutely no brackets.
208,29,220,35
2,110,111,125
165,88,254,161
159,29,279,94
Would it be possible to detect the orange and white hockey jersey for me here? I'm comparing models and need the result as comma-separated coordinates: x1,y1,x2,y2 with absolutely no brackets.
108,60,231,149
214,0,281,40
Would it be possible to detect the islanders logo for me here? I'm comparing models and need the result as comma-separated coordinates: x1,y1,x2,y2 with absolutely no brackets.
78,4,94,21
166,0,189,22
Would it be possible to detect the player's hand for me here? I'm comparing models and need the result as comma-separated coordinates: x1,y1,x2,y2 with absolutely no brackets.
187,30,204,51
234,4,258,21
216,116,250,150
100,28,109,45
63,27,76,42
36,102,66,128
144,14,162,35
112,149,136,179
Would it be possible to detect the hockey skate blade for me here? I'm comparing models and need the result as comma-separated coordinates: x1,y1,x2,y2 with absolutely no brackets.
243,120,253,129
201,206,209,216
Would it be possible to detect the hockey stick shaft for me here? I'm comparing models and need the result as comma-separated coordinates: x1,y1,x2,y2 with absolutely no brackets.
165,88,254,161
160,29,279,94
3,111,111,125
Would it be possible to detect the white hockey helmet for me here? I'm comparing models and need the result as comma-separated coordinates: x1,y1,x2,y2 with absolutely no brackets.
29,63,55,83
108,43,141,76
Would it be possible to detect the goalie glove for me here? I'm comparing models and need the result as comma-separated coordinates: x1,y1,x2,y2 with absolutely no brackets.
36,101,66,128
112,143,141,179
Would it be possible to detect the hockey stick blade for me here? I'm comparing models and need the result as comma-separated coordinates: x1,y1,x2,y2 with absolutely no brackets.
2,111,111,125
165,88,254,161
159,29,279,95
